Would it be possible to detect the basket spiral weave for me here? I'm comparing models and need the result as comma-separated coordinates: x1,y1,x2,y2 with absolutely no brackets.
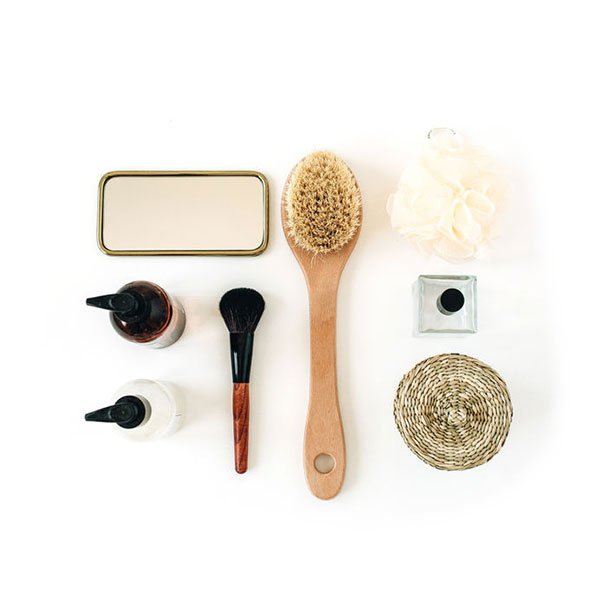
394,354,512,470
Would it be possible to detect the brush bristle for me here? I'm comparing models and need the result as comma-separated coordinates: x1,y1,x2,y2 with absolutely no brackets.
285,151,361,254
219,288,265,333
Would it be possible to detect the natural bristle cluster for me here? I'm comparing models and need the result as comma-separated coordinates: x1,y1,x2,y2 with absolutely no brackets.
286,151,361,254
219,288,265,333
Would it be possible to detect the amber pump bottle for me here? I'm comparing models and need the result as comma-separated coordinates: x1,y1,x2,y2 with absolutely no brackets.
86,281,185,348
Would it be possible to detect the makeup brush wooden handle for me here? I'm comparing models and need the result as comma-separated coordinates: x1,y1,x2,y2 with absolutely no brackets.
304,282,345,500
232,383,250,474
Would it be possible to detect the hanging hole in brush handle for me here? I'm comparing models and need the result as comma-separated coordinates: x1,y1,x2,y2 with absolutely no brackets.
304,410,345,499
314,453,336,474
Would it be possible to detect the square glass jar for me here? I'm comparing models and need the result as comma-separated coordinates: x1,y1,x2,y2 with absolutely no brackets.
416,275,477,335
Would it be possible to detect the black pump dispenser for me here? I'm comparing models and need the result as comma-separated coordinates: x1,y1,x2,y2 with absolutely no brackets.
85,396,147,429
86,293,144,322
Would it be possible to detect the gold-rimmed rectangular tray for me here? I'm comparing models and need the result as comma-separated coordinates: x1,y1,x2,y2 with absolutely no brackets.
98,171,269,256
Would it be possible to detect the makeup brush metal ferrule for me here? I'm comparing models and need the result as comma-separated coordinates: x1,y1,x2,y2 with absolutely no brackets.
219,288,265,474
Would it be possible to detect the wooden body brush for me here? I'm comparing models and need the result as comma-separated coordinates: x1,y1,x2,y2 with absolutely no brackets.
282,151,362,500
219,288,265,473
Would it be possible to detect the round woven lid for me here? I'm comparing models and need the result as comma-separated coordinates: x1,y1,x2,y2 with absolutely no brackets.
394,354,512,470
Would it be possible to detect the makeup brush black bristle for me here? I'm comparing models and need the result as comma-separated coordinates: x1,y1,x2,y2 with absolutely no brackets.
219,288,265,333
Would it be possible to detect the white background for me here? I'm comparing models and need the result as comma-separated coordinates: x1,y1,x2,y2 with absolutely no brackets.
2,2,598,598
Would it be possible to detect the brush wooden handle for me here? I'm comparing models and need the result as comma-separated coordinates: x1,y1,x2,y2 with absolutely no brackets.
303,275,345,500
232,383,249,473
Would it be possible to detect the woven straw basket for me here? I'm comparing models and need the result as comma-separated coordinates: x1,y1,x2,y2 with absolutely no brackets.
394,354,512,470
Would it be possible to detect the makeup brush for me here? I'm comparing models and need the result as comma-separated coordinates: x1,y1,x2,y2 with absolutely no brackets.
282,151,362,500
219,287,265,473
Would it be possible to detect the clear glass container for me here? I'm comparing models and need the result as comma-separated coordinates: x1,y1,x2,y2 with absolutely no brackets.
415,275,477,335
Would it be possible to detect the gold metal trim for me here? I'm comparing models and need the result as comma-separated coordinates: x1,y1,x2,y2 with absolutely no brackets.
97,170,269,256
